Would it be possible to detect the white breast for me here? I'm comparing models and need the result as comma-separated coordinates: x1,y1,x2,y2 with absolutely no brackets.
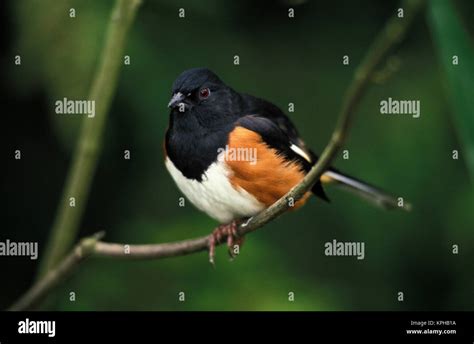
165,157,265,223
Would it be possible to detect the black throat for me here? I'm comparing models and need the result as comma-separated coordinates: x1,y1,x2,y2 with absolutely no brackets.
165,110,237,181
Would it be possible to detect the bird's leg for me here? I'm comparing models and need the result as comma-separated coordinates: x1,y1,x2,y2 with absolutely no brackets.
226,221,245,260
208,220,245,265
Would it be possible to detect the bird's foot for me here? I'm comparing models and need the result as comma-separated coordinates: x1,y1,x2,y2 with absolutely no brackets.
208,220,245,265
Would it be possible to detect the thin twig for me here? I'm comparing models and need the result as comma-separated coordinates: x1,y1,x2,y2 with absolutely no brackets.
37,0,142,278
9,0,425,311
9,233,105,312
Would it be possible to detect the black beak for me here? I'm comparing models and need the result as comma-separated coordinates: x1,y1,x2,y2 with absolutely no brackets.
168,92,185,109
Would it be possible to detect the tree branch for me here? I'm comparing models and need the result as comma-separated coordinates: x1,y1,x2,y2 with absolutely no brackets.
9,0,425,311
37,0,142,278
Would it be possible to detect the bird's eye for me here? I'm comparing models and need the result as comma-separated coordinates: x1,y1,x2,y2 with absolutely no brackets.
199,87,210,99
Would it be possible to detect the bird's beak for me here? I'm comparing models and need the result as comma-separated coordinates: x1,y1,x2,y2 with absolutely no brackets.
168,92,185,109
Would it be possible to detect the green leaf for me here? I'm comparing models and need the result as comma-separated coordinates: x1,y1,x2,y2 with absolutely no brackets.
428,0,474,180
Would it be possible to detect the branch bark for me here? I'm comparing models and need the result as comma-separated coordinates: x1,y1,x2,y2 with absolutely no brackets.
9,0,425,311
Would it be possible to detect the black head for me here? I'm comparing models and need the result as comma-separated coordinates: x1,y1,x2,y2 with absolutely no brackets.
167,68,241,130
170,67,222,96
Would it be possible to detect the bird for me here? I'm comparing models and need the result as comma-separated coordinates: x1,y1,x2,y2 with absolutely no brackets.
164,67,410,264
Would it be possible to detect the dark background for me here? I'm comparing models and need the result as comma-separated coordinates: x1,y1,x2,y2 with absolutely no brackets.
1,0,473,310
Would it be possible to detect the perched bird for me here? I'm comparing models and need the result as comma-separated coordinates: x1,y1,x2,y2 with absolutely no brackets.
164,68,409,263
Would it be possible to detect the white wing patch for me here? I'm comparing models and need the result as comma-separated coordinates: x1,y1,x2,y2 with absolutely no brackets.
290,144,312,163
165,157,265,224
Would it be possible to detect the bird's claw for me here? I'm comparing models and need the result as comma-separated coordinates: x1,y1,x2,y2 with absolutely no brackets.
208,220,244,264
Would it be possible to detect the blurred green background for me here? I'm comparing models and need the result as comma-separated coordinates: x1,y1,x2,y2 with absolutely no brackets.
1,0,473,310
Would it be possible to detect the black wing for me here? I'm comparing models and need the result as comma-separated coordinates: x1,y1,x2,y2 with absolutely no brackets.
235,113,329,201
240,94,315,160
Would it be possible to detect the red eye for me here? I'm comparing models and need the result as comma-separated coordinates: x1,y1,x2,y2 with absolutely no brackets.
199,87,210,99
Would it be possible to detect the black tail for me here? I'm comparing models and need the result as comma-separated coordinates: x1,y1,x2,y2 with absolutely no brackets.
314,170,411,211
